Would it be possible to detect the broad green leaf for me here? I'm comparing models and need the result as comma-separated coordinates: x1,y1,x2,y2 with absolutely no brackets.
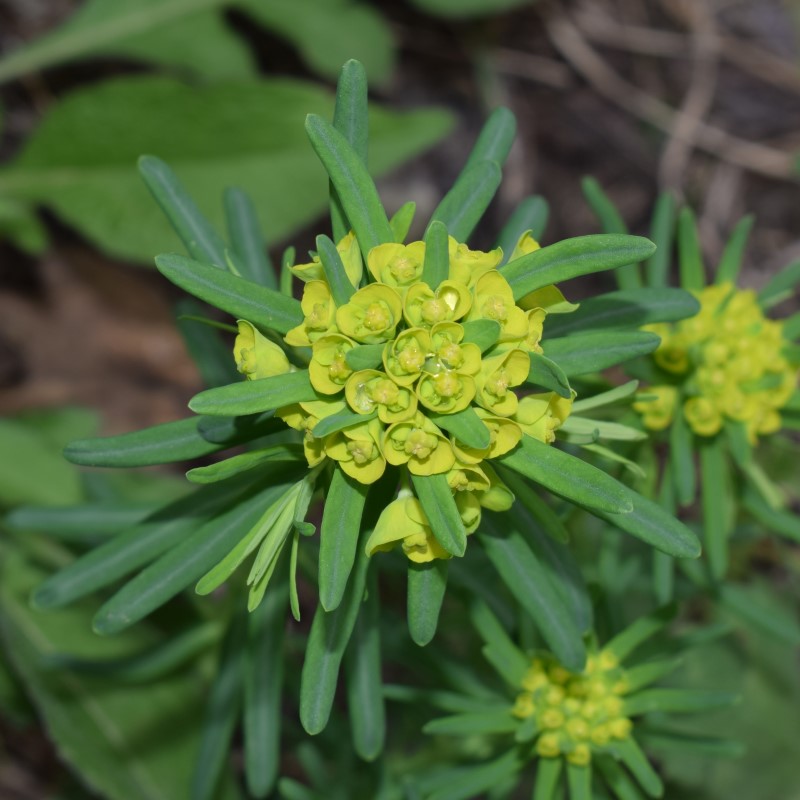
0,0,394,85
480,511,586,671
623,689,737,716
319,467,368,612
186,444,304,484
571,380,639,414
410,473,467,557
93,481,294,634
758,259,800,307
317,233,356,306
428,407,491,450
189,371,317,416
139,156,227,268
544,288,700,337
469,601,528,686
645,192,676,290
427,160,501,242
715,214,754,285
527,352,571,397
224,187,276,288
389,201,416,243
311,408,376,439
305,114,394,258
156,253,302,334
175,300,240,389
534,757,563,800
498,435,633,514
0,77,451,263
0,418,82,507
422,220,450,289
669,411,696,508
244,567,286,798
500,234,656,301
330,59,368,242
0,541,240,800
700,435,733,580
344,569,385,761
604,606,675,660
496,195,549,265
344,344,384,370
461,319,501,351
423,710,517,736
677,207,705,290
542,331,660,376
407,560,448,646
567,763,592,800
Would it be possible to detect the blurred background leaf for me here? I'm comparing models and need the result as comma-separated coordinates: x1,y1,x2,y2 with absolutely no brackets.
0,76,453,263
410,0,535,18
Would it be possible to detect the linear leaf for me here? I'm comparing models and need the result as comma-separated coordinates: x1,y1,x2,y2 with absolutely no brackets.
758,259,800,307
700,435,733,580
312,408,376,439
427,751,523,800
715,214,754,285
571,380,639,414
224,186,275,288
389,201,416,243
317,233,356,306
189,371,317,416
612,738,663,798
645,192,676,289
567,763,592,800
429,407,491,449
533,758,563,800
423,710,517,736
155,253,302,334
677,207,705,290
742,485,800,543
495,466,568,544
669,411,696,508
604,606,676,660
496,195,549,265
422,220,449,289
464,106,516,169
623,689,737,716
344,344,384,370
500,234,656,301
407,560,448,646
527,352,571,397
186,444,304,484
411,473,467,557
718,583,800,645
623,658,683,693
195,410,280,443
469,601,528,686
542,331,660,376
596,756,645,800
175,300,240,389
460,319,501,351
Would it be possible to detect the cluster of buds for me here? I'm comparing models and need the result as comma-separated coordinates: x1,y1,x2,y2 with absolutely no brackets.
512,652,632,766
635,283,797,441
234,231,574,562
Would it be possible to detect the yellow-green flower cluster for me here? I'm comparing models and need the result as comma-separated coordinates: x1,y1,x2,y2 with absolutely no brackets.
234,232,574,562
635,283,798,440
512,651,632,766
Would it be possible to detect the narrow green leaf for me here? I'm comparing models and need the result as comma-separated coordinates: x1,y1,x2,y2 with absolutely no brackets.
572,380,639,414
533,757,563,800
725,420,751,468
319,467,368,612
515,714,539,742
715,214,754,285
495,466,568,544
464,106,516,169
429,407,491,449
637,729,744,758
623,657,683,693
677,207,705,290
783,311,800,340
317,233,356,306
423,710,517,736
344,568,385,761
596,756,645,800
498,435,633,514
155,253,303,335
480,511,586,671
545,288,700,337
138,155,227,269
669,411,695,508
645,192,676,290
758,259,800,307
93,481,294,634
581,443,646,480
560,416,646,442
175,301,240,389
496,195,550,265
330,59,369,242
609,739,662,798
427,751,523,800
428,160,502,242
344,343,384,370
312,407,376,439
567,763,592,800
461,319,501,351
500,234,656,301
289,530,301,621
191,610,246,800
244,568,286,798
195,410,280,444
718,583,800,645
189,371,317,416
300,540,371,735
542,331,661,376
224,187,276,289
742,485,800,543
305,113,393,258
469,601,528,686
623,689,737,716
187,444,304,484
32,478,257,610
411,473,467,557
280,246,295,297
422,220,449,289
407,560,448,646
700,435,733,581
604,606,676,660
389,201,416,243
527,352,571,397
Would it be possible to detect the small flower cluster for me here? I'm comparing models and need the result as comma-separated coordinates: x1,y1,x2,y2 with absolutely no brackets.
512,652,631,767
635,283,797,440
234,231,574,563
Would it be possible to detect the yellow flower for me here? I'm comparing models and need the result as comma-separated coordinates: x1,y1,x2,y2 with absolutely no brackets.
285,280,337,347
428,322,482,376
455,490,482,533
475,349,530,417
234,320,291,380
336,283,403,344
309,333,355,394
325,418,386,484
683,396,722,437
366,241,426,290
383,327,432,386
365,496,450,563
383,413,455,475
515,391,574,443
633,385,678,431
477,465,514,511
276,401,338,467
290,230,363,286
345,369,417,423
417,371,476,415
509,231,540,261
447,236,502,286
404,280,472,328
467,271,528,343
453,409,522,465
446,460,491,494
518,284,578,314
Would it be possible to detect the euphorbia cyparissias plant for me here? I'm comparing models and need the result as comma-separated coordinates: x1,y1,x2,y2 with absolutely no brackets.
31,61,706,793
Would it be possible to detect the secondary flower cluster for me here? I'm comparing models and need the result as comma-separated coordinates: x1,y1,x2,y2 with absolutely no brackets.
234,231,574,562
635,283,797,440
512,652,631,767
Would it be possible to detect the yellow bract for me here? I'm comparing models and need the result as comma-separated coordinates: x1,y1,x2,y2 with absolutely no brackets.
639,283,798,441
285,280,337,347
365,496,450,563
337,284,403,344
367,241,425,290
309,333,355,394
290,230,363,286
234,321,291,380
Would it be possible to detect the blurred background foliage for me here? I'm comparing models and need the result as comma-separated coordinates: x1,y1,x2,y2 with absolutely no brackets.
1,0,799,798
